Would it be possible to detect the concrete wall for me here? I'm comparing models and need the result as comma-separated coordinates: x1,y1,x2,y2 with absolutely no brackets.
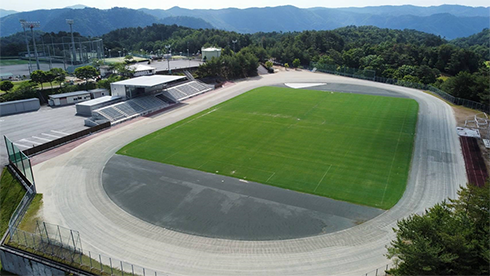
111,83,126,99
0,249,65,276
0,98,40,116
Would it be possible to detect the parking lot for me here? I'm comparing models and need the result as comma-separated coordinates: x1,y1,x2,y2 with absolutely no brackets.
0,105,89,165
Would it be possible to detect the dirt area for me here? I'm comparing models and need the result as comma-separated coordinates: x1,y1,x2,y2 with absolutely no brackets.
451,105,490,175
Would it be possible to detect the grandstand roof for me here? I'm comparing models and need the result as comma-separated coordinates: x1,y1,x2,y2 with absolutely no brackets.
112,75,185,87
76,96,121,107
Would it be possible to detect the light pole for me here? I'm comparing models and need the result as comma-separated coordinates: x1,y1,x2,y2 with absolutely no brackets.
232,40,237,53
165,45,171,73
108,49,111,58
66,19,77,64
19,20,33,75
27,22,41,70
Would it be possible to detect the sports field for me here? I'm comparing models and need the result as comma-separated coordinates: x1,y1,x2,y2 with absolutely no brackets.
118,87,418,209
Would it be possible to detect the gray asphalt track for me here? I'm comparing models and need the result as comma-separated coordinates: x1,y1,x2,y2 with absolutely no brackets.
33,70,467,275
103,155,383,240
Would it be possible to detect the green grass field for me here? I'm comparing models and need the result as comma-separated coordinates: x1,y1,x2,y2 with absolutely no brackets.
119,87,418,209
0,59,30,66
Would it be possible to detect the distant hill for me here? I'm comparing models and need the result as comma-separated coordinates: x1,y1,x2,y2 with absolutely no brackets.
150,5,489,39
64,4,90,9
1,5,489,39
451,28,490,47
333,4,490,17
0,7,213,37
0,9,17,18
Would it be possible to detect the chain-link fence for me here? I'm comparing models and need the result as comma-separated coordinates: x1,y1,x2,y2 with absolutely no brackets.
311,63,490,113
7,221,165,276
363,263,397,276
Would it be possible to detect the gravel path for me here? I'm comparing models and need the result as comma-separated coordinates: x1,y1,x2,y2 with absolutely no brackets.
33,70,467,275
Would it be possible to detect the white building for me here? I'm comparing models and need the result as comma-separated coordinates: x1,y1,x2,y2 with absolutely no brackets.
48,91,91,106
110,75,186,99
201,47,221,62
129,64,156,77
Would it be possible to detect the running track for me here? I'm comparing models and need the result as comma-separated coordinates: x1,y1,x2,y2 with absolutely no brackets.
33,71,467,275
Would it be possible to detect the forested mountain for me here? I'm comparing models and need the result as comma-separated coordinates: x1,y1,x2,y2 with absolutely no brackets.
334,4,490,17
100,23,489,103
0,7,213,37
0,9,17,18
144,5,489,39
452,28,490,46
1,5,489,39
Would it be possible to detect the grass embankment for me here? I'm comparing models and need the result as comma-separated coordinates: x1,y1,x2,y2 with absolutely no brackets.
119,86,418,209
0,167,25,272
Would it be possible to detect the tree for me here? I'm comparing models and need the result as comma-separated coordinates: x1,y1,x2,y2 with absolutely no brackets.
124,55,134,64
292,58,301,68
265,61,273,69
284,63,289,70
0,81,14,92
74,65,99,89
50,68,66,86
44,71,56,89
386,183,489,276
30,70,47,90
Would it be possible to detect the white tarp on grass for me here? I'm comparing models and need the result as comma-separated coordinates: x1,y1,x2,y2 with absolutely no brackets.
456,127,481,138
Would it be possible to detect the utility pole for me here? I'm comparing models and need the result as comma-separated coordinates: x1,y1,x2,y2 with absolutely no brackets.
19,19,33,75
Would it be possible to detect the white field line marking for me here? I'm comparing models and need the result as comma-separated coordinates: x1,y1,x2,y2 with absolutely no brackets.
314,165,332,192
32,136,52,142
266,172,276,182
42,132,62,138
13,142,30,149
19,138,42,145
381,104,409,204
51,130,69,135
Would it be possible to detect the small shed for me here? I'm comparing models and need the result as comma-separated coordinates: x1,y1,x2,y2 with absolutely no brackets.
76,96,122,117
48,91,91,106
0,98,40,116
89,88,109,99
201,47,221,62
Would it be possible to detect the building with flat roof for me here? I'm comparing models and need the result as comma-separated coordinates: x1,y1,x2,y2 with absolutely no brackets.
76,96,122,116
202,47,221,62
110,75,186,99
48,91,91,106
129,64,156,77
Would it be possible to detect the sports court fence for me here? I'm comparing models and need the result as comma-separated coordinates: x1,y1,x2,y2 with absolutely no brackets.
311,62,489,113
6,221,165,276
363,263,397,276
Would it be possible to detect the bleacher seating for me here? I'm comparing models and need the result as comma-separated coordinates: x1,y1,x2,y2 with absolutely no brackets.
90,80,213,124
164,81,213,101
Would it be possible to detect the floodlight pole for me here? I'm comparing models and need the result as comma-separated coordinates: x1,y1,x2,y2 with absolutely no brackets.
67,19,77,64
19,20,32,75
165,45,171,74
28,22,41,70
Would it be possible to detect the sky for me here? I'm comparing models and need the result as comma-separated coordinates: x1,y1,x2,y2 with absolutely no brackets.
2,0,489,12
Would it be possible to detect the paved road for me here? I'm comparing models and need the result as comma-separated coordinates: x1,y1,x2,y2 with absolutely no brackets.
33,70,467,275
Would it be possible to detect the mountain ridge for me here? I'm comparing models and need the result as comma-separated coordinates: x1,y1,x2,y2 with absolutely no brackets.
1,5,488,39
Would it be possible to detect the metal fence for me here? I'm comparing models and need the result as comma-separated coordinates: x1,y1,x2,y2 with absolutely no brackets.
7,222,165,276
311,62,490,113
363,262,397,276
4,136,35,187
